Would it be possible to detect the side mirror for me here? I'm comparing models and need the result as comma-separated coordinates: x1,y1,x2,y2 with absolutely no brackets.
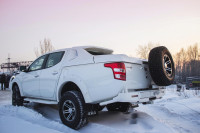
19,66,28,72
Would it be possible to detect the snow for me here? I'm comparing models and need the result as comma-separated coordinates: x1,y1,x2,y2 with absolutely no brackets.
0,116,61,133
0,85,200,133
137,86,200,133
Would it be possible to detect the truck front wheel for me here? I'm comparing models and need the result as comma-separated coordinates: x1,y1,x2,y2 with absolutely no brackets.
12,85,24,106
59,91,88,130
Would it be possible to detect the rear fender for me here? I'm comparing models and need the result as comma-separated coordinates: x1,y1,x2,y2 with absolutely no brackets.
56,73,91,103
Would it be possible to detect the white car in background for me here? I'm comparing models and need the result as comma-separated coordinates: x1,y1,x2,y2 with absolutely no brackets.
10,46,175,129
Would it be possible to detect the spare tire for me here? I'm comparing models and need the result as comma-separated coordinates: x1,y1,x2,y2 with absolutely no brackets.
148,46,175,86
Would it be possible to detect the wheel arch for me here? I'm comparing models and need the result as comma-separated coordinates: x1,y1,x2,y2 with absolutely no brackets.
57,80,91,103
9,75,24,96
12,82,23,96
12,82,18,90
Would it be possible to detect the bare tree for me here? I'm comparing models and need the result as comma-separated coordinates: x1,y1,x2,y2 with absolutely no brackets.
174,51,181,77
35,38,55,57
174,43,200,83
137,43,159,59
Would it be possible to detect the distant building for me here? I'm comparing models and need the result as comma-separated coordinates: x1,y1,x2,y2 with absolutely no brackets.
0,61,32,73
186,76,200,89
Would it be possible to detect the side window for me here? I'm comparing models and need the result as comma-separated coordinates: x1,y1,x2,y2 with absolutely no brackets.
29,55,46,71
45,51,64,68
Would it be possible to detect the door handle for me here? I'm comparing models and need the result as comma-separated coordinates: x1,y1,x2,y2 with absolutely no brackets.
34,75,39,78
52,71,58,75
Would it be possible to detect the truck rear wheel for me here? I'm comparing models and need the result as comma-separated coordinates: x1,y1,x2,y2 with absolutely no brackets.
59,91,88,130
148,46,175,86
106,102,130,112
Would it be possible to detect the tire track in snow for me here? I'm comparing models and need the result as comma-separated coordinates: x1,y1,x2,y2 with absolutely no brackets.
138,104,200,133
25,103,135,133
30,104,173,133
29,104,135,133
170,101,200,115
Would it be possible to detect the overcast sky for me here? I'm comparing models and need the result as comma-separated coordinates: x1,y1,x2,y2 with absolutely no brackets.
0,0,200,68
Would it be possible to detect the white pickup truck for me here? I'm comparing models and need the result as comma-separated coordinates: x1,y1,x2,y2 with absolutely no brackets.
10,46,175,129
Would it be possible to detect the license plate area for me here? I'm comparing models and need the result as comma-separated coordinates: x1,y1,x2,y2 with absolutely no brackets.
139,90,159,98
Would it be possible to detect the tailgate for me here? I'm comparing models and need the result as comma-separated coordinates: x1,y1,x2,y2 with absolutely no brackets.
125,62,152,91
94,54,153,90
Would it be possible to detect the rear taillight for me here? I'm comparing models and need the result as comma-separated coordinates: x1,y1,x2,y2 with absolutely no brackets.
104,62,126,81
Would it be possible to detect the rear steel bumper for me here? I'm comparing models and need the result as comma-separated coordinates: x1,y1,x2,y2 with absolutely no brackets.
100,87,165,106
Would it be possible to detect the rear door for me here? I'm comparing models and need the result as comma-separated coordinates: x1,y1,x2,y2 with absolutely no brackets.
39,51,65,99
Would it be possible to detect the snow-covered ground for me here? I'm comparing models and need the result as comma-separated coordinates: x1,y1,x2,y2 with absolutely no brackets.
0,85,200,133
